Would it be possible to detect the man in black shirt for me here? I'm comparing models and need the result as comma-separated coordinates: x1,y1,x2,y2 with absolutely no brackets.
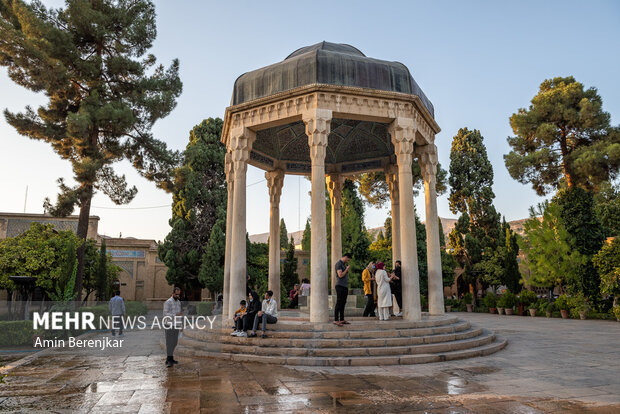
391,260,403,316
334,253,352,325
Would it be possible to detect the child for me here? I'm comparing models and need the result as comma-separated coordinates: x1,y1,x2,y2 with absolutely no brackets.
231,300,247,336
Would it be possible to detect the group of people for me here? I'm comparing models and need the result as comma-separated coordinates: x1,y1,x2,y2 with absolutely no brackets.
287,278,310,308
230,290,278,338
334,253,404,325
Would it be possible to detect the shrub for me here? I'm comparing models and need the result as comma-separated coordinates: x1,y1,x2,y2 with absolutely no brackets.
0,321,40,347
519,290,538,308
545,302,555,314
536,298,548,314
463,292,474,305
482,292,498,308
125,301,148,317
555,294,569,311
420,295,427,309
498,290,517,309
197,301,214,316
445,298,459,308
612,306,620,321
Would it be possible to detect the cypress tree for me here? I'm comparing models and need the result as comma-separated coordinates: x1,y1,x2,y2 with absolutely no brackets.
280,219,289,250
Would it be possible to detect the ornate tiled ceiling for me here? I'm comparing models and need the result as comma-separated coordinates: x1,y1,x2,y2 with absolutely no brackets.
253,118,393,164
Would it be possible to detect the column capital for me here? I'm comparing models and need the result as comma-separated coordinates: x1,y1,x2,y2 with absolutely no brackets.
265,169,285,206
385,164,399,204
326,174,344,210
389,117,416,168
417,144,438,183
229,127,256,177
303,109,332,165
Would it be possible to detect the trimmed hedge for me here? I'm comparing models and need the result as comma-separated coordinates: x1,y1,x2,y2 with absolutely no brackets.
0,321,39,347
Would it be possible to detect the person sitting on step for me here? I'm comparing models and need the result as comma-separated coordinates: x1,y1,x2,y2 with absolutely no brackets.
230,300,247,336
236,291,260,337
249,290,278,338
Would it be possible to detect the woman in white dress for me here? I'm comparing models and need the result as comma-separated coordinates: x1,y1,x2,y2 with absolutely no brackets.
375,262,393,321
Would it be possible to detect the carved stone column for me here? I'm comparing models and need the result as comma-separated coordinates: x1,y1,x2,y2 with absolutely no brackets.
266,169,285,307
389,117,421,321
227,127,255,319
326,174,344,291
303,108,332,323
418,144,444,315
223,151,234,320
385,164,401,263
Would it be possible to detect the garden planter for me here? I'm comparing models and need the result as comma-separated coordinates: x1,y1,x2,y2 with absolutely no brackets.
505,308,513,315
529,309,536,317
560,309,569,319
518,303,525,316
489,307,496,314
546,312,552,318
497,307,504,315
446,305,451,312
579,311,587,320
466,304,473,312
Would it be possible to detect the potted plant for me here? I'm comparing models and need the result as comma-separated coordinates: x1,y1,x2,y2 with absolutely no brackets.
568,293,587,320
519,290,538,317
544,301,554,318
483,292,498,314
499,290,516,315
555,294,570,319
463,292,474,312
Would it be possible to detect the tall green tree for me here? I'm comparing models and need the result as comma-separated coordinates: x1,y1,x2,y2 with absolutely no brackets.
505,76,618,195
341,179,370,288
281,236,298,292
0,0,182,301
594,181,620,237
95,239,109,301
593,238,620,307
448,128,503,292
159,118,225,293
199,214,226,295
301,218,311,251
280,219,289,250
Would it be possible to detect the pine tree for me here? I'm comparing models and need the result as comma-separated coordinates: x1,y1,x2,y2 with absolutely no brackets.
280,219,289,250
158,118,226,293
505,76,617,195
0,0,182,301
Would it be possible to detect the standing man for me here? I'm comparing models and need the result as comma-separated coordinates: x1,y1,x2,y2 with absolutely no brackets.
249,290,278,338
109,290,125,336
334,253,352,326
163,287,182,367
362,262,376,317
391,260,403,316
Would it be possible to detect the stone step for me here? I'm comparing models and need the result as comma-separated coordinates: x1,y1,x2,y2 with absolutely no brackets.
177,329,494,358
171,334,507,366
184,324,479,349
216,315,461,332
185,320,472,343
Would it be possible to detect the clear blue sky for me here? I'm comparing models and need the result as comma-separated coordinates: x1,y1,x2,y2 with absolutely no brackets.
1,0,619,241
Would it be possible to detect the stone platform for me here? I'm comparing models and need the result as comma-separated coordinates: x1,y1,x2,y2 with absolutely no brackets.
170,313,507,366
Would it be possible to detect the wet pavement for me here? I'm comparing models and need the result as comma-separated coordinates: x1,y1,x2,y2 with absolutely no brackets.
0,313,619,413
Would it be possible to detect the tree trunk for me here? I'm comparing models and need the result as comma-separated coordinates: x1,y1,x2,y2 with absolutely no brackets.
75,187,93,304
559,133,575,188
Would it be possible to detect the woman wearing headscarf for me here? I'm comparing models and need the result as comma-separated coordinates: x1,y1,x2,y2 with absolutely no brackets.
375,262,393,321
362,262,376,317
237,291,260,337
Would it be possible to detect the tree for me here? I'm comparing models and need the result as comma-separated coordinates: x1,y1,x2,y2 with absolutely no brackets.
301,219,311,251
341,179,370,288
281,236,298,292
158,118,226,293
554,187,605,299
356,163,448,208
448,128,503,293
593,238,620,307
280,219,289,250
0,0,182,302
92,239,119,302
520,202,586,292
95,239,109,301
199,214,226,295
505,76,617,195
384,216,392,242
594,181,620,237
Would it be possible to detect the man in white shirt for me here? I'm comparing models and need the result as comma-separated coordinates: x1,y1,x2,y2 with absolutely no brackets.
163,287,182,367
249,290,278,338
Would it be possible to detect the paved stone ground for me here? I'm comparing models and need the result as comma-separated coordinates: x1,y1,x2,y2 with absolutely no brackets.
0,313,619,413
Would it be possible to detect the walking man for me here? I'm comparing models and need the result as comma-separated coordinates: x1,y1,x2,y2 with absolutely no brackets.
109,290,125,336
164,287,182,367
334,253,352,326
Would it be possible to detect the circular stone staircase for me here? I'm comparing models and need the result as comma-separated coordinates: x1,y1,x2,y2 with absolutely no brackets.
170,314,507,366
